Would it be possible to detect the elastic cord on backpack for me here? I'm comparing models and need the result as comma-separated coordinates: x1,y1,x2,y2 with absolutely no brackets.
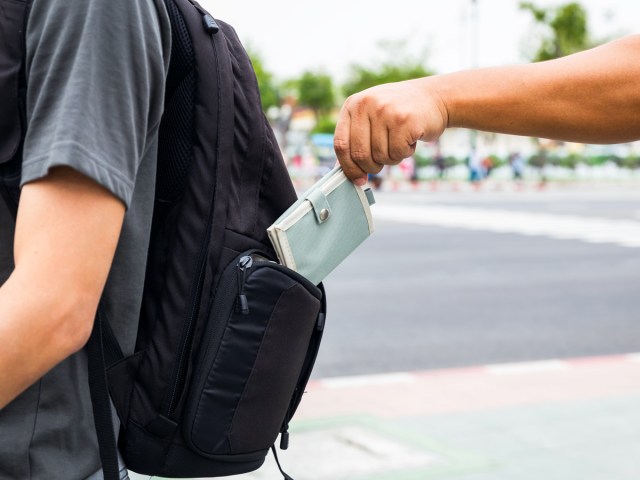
270,445,294,480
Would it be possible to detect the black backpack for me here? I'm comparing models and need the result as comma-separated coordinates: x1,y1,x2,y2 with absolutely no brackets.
0,1,327,479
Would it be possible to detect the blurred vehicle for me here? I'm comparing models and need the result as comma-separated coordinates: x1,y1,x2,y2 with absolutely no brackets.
311,133,337,177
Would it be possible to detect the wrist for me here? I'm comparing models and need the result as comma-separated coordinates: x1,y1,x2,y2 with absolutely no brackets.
413,75,452,139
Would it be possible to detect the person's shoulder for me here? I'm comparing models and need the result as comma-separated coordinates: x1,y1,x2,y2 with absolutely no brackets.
30,0,167,26
28,0,170,61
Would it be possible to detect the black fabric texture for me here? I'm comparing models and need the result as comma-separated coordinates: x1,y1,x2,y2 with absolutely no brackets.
156,0,194,205
229,282,321,453
221,22,298,243
0,0,28,165
0,0,29,216
87,312,122,480
122,420,266,477
186,262,321,455
100,0,327,477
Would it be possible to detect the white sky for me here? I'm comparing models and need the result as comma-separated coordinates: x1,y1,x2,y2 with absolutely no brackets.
200,0,639,82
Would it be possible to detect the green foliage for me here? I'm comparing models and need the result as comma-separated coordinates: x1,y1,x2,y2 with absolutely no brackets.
520,1,591,61
486,154,507,169
295,71,336,118
343,64,433,98
619,156,640,169
342,40,433,97
246,49,280,111
528,151,548,168
311,115,337,134
582,154,617,166
526,153,640,169
414,152,431,168
414,153,461,169
553,152,581,169
586,154,640,169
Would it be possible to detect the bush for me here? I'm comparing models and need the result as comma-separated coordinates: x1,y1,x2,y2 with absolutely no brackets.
311,116,337,134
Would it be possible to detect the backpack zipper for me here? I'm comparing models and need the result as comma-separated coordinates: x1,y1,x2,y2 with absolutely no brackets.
235,255,252,315
279,304,325,450
165,216,213,417
185,253,257,423
164,1,225,418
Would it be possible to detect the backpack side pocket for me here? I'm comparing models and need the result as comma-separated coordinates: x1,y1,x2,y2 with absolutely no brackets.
184,252,323,457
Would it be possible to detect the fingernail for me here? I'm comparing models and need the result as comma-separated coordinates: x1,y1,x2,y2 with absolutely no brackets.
354,177,367,187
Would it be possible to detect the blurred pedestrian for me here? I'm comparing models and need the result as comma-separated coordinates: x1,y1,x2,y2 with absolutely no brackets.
434,149,447,180
509,152,525,180
481,155,494,178
467,147,482,183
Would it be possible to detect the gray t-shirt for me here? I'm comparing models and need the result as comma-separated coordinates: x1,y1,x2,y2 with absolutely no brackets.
0,0,171,478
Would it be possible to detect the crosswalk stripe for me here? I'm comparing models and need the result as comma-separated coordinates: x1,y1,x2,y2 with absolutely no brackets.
374,204,640,248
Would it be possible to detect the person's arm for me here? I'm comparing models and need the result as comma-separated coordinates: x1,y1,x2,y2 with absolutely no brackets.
335,34,640,184
0,167,124,408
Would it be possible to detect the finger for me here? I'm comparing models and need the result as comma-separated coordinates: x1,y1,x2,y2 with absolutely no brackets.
388,126,420,164
349,101,384,176
334,104,367,185
371,114,390,166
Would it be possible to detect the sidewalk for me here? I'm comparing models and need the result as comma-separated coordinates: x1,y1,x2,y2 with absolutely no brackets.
130,354,640,479
236,353,640,480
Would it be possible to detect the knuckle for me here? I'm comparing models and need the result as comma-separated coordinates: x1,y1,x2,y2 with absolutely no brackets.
333,137,349,154
388,145,409,164
371,146,388,164
350,149,370,163
389,106,411,124
373,100,389,117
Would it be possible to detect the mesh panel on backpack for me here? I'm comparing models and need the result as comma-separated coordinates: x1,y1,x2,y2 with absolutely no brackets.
156,0,195,204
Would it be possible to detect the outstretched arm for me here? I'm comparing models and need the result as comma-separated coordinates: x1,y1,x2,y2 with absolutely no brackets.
335,34,640,185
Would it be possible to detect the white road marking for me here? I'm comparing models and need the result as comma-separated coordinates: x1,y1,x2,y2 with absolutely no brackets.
374,204,640,248
311,354,640,389
627,353,640,363
485,360,570,375
319,372,416,389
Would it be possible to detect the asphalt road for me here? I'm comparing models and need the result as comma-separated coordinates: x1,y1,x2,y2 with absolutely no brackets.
311,186,640,378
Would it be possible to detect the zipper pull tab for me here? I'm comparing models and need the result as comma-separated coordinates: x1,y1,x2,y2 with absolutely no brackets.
202,13,220,34
280,426,290,450
280,393,296,450
236,256,253,315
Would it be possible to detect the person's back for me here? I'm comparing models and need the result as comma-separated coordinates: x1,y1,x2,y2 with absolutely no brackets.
0,0,170,478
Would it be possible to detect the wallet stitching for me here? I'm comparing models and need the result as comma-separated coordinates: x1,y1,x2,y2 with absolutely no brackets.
279,229,297,271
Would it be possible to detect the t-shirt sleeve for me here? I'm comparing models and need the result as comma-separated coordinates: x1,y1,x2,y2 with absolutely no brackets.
21,0,170,208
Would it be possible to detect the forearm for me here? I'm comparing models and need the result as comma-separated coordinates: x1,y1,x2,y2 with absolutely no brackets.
428,35,640,144
0,269,90,408
0,167,125,409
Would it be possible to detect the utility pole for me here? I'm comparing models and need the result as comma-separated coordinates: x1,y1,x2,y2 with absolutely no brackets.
469,0,479,156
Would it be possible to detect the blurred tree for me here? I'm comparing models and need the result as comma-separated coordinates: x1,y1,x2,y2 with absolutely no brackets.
342,40,434,97
295,70,336,121
311,115,337,135
246,48,280,111
520,1,592,61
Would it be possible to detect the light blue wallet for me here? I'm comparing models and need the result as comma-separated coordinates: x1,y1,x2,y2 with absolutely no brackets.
267,166,376,285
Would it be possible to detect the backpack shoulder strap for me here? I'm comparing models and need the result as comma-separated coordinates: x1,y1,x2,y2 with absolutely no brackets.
0,0,29,165
0,0,31,216
86,310,124,480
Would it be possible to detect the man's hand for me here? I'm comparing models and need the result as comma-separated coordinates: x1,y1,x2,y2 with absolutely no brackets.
334,78,449,185
0,167,125,408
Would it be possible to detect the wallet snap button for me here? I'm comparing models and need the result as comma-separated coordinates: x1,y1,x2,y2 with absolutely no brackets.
319,208,330,221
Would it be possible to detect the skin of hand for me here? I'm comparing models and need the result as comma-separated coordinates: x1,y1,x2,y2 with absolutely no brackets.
335,34,640,185
0,167,125,408
334,80,448,186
